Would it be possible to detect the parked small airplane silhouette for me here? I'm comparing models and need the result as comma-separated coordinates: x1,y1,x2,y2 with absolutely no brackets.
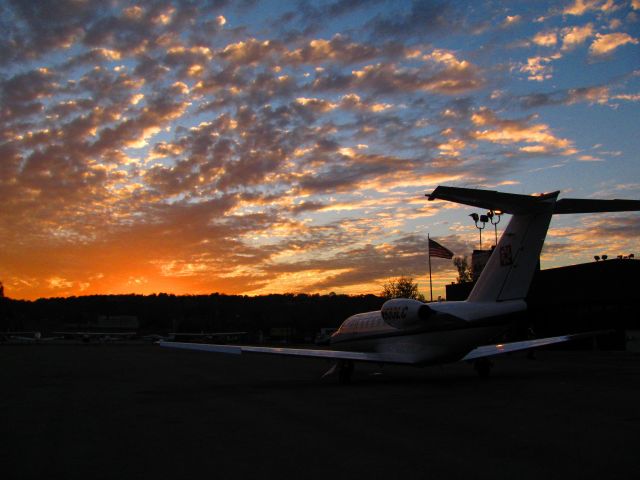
54,331,136,343
142,332,246,343
3,331,63,343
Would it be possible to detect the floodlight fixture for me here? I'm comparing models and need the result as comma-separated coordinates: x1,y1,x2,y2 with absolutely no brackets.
487,210,502,246
469,212,486,249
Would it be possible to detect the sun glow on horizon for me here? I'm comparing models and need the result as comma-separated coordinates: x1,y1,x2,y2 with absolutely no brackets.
1,0,638,301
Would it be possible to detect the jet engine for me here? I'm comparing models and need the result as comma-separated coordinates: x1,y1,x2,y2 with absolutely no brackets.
380,298,433,329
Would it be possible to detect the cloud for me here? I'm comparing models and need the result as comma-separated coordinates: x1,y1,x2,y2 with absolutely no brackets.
533,30,558,47
589,32,639,56
256,232,471,294
563,0,617,16
273,0,386,41
1,67,59,108
163,45,214,77
544,214,640,263
612,93,640,102
1,0,95,63
296,152,420,195
470,108,576,155
366,0,459,40
519,55,559,81
337,50,483,95
74,66,145,105
516,83,638,108
284,35,380,65
90,89,190,154
219,38,284,65
0,0,637,300
561,24,594,50
566,85,610,104
502,15,522,27
82,6,171,57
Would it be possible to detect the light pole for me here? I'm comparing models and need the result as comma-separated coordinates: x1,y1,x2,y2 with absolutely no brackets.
486,210,502,246
469,213,487,250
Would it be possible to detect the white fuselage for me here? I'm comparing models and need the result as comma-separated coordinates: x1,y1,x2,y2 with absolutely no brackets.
330,300,527,365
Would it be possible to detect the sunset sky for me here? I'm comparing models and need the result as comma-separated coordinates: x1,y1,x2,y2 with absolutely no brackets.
1,0,639,300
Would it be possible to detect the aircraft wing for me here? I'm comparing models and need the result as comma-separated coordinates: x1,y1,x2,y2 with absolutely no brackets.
158,341,413,364
54,331,134,336
169,332,246,337
161,330,610,364
461,331,608,361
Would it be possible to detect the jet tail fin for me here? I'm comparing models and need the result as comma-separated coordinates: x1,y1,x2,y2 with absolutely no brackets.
429,186,559,302
428,186,640,302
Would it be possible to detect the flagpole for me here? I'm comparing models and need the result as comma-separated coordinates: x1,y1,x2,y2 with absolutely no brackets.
428,234,433,302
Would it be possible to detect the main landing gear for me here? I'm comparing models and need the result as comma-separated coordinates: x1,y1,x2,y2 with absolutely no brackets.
337,360,354,384
323,360,354,384
473,358,493,378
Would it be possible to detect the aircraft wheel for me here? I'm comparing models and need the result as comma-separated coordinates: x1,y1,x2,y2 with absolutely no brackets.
474,358,493,378
338,360,354,384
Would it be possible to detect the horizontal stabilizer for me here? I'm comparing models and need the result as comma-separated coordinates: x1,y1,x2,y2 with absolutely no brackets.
554,198,640,214
428,186,640,215
427,186,558,214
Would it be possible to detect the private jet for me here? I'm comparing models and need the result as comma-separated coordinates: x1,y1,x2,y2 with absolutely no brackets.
54,331,137,343
1,331,34,342
4,331,63,343
142,332,247,343
160,186,640,382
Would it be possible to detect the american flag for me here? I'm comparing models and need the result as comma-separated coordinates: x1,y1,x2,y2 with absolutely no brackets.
429,238,454,259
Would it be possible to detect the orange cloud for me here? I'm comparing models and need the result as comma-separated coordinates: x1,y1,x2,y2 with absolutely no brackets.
563,0,616,16
533,30,558,47
0,1,637,302
471,108,575,155
589,32,638,56
561,24,594,50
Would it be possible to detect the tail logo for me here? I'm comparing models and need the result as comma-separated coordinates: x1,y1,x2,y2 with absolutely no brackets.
499,245,513,266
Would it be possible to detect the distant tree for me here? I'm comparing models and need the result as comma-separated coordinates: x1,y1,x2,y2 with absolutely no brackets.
453,256,472,283
381,276,425,301
0,281,3,298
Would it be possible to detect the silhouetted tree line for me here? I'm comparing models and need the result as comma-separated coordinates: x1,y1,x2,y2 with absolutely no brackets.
0,293,385,341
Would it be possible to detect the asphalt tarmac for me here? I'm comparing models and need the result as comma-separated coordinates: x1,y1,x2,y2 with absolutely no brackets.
2,343,639,479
